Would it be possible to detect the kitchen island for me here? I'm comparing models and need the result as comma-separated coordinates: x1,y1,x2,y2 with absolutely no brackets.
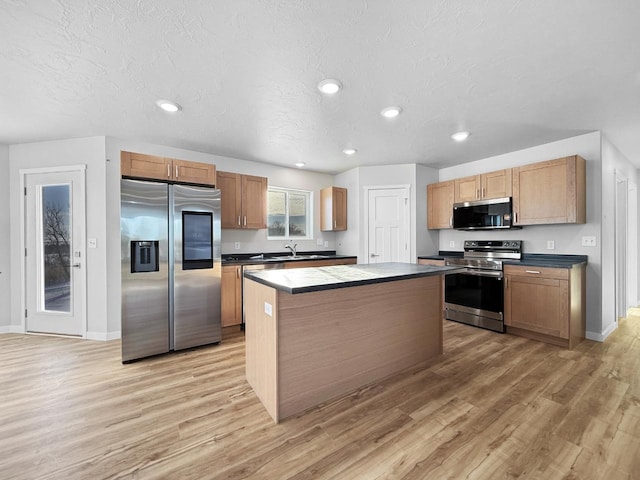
243,262,462,423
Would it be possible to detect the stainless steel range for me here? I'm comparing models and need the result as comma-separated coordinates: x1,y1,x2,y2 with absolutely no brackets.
444,240,522,333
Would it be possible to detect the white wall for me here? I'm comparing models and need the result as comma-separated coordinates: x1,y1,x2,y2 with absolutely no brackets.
9,137,109,337
334,167,360,258
416,165,440,257
601,136,638,337
105,138,336,335
0,145,10,330
438,132,603,336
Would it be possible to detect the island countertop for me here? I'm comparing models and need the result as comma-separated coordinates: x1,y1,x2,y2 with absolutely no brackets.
243,262,463,294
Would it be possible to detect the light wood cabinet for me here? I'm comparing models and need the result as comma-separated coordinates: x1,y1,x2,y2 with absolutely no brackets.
283,257,356,269
417,258,445,266
221,257,357,327
427,181,454,229
512,155,586,225
504,263,585,349
221,265,242,327
121,151,216,186
217,171,267,229
453,169,512,203
320,187,347,231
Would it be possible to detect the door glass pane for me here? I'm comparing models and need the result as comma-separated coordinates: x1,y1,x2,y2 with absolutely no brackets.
42,184,71,312
267,190,286,237
288,193,307,237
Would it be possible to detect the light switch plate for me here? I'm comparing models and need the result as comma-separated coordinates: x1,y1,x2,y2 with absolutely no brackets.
582,236,597,247
324,241,329,248
316,238,323,246
449,241,455,248
547,240,555,250
264,302,273,317
88,238,97,249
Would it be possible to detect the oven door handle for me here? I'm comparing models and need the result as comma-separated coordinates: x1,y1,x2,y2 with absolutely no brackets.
459,270,503,279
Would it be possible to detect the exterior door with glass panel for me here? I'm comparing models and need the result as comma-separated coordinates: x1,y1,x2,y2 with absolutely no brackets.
25,170,86,336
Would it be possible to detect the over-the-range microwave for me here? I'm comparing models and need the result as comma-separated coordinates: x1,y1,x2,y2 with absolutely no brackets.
452,197,518,230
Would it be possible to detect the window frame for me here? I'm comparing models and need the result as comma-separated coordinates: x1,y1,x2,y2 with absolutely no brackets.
267,186,313,241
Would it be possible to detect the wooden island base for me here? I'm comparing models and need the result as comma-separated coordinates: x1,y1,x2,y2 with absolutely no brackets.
245,275,443,423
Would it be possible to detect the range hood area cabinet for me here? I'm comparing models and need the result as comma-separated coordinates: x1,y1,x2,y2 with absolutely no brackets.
217,171,268,229
454,169,512,203
121,151,216,186
512,155,586,226
426,155,586,229
427,180,454,229
321,186,347,231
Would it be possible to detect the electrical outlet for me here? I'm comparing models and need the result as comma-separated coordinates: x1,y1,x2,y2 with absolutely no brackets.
264,302,273,317
582,236,597,247
547,240,555,250
316,238,323,246
449,241,455,248
234,242,241,250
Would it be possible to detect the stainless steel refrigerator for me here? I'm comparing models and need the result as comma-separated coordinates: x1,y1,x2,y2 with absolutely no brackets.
120,179,221,362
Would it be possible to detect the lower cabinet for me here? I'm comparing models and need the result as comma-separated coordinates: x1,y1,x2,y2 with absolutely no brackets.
504,264,585,349
221,265,242,327
221,257,358,327
417,258,445,266
283,257,357,269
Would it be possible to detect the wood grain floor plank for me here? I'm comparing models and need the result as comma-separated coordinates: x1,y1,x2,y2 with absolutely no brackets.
1,315,639,479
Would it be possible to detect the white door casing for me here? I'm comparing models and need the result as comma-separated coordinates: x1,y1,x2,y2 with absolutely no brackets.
23,167,86,336
366,186,410,264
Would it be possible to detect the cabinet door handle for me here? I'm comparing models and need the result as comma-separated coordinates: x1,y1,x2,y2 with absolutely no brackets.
505,277,508,288
514,212,517,223
525,270,541,274
476,188,480,199
237,267,240,279
482,187,485,198
167,164,171,178
175,165,179,178
243,216,247,226
237,216,241,226
449,216,452,227
334,220,337,229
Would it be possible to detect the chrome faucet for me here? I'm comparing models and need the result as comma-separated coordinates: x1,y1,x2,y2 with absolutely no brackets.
284,243,298,257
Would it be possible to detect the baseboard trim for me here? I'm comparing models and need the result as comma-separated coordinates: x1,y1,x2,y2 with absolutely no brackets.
0,325,26,334
586,321,617,342
86,331,121,341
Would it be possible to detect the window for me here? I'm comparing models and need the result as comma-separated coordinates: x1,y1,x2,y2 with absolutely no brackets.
267,187,312,239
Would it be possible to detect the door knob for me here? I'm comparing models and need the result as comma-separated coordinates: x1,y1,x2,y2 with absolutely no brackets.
370,253,380,258
72,263,81,268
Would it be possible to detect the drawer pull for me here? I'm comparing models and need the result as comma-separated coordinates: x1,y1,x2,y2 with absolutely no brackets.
525,270,541,274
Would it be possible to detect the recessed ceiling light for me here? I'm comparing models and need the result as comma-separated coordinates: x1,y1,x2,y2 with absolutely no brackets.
317,79,342,94
381,106,402,118
451,131,470,142
343,148,357,155
156,99,182,113
295,162,306,168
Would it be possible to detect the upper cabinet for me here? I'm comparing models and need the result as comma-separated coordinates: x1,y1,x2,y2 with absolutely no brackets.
453,169,512,203
217,171,267,229
320,186,347,231
427,155,586,229
427,180,454,229
121,151,216,186
512,155,586,226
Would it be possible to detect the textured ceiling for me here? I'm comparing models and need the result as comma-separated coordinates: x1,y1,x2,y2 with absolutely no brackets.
1,0,640,174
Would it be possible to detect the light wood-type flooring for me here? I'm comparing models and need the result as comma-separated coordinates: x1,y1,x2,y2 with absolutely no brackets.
1,316,639,480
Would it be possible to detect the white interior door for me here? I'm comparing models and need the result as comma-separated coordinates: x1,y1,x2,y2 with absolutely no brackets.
615,173,628,320
25,170,86,336
367,187,410,263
